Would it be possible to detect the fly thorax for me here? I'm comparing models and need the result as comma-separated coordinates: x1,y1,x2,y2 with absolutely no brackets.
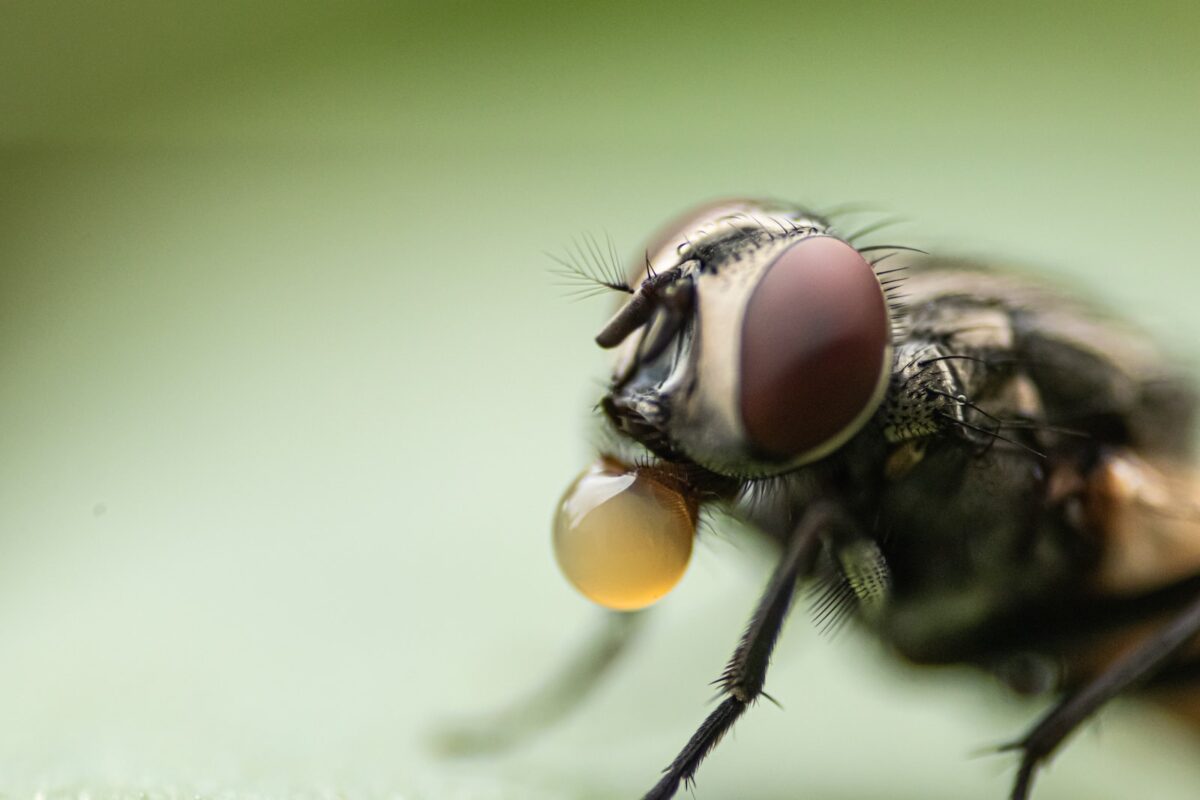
881,341,965,444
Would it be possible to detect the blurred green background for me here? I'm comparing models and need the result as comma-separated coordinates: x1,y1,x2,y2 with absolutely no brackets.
3,2,1200,798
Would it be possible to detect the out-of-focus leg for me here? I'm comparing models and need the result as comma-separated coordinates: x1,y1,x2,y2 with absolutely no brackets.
434,610,643,755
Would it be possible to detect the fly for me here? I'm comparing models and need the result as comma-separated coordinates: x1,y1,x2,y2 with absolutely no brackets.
445,199,1200,799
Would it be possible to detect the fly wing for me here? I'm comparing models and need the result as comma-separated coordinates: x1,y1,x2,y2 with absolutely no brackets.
900,257,1197,458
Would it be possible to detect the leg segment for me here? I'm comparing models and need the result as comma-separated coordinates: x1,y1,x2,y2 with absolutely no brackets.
642,503,837,800
1007,590,1200,800
435,609,643,754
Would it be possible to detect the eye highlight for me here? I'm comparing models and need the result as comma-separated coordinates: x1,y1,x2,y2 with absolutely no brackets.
738,236,890,462
553,458,697,611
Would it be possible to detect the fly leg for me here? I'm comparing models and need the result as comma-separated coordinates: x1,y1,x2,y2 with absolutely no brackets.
642,503,836,800
434,610,643,754
1006,590,1200,800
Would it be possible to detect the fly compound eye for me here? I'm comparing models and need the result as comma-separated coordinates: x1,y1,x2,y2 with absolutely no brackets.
739,236,891,462
553,458,697,611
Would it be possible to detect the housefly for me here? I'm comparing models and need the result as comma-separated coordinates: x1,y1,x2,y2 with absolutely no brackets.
447,199,1200,799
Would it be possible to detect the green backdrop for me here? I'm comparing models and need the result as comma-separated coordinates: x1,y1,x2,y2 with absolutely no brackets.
3,2,1200,798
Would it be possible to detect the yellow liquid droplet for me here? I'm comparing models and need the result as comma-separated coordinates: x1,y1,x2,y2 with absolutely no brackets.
553,459,696,610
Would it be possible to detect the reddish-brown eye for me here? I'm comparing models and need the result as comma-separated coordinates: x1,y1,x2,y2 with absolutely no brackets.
739,236,890,461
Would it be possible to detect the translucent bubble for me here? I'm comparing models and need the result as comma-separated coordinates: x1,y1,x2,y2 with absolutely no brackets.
553,459,696,611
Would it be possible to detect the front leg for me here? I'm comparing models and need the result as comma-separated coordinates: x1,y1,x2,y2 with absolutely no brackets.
643,502,842,800
1006,589,1200,800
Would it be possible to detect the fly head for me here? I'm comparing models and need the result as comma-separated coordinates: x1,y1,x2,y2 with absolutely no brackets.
553,199,899,611
601,199,895,477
